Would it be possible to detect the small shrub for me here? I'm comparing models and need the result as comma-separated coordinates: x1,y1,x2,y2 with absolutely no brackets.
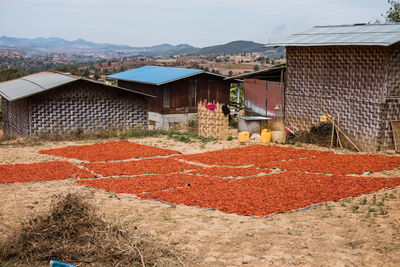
351,205,359,213
379,207,388,215
368,208,377,213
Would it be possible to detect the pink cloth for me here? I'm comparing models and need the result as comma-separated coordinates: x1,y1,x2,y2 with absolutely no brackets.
205,104,216,110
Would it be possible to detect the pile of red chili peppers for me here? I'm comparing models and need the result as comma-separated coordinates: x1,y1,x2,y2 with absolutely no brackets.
1,141,400,217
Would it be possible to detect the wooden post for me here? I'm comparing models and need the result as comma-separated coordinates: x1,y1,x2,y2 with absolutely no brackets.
331,119,335,148
237,83,240,117
306,96,361,152
336,113,342,148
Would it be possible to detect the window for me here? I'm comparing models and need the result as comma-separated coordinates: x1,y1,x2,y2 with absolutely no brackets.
188,80,197,106
163,85,170,108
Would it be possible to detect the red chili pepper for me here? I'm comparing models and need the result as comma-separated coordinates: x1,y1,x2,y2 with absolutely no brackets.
83,158,198,177
40,140,181,162
0,161,94,184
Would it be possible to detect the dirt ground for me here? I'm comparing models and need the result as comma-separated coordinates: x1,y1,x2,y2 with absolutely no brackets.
1,137,400,266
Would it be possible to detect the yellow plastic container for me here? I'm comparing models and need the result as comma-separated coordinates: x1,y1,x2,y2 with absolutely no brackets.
261,130,272,143
238,131,250,142
261,129,269,134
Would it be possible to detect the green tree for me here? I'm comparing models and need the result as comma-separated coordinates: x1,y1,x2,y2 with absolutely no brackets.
253,65,260,71
386,0,400,22
0,69,25,82
82,68,90,78
228,70,233,76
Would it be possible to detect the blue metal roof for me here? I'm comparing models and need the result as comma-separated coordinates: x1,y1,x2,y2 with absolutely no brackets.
107,66,205,85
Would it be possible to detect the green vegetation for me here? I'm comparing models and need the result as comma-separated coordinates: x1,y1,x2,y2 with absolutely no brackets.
54,65,90,77
386,0,400,22
0,69,25,82
0,128,216,146
376,1,400,23
230,83,244,110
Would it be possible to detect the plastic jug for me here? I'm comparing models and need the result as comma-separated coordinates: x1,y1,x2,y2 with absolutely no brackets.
261,129,272,143
238,131,250,142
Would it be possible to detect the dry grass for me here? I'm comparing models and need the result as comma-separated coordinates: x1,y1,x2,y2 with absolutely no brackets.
0,193,188,266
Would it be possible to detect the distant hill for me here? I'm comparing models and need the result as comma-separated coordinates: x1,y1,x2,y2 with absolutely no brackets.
193,40,271,55
0,36,283,57
0,36,132,51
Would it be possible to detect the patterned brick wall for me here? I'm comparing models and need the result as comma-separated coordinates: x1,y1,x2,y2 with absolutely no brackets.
386,43,400,98
28,80,148,134
380,43,400,149
285,46,396,151
2,97,30,136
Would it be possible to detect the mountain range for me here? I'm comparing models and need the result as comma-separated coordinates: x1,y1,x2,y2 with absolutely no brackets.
0,36,282,57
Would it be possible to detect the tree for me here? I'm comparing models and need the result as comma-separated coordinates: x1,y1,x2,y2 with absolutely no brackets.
82,68,90,78
0,69,25,82
386,0,400,22
228,70,233,76
253,65,260,71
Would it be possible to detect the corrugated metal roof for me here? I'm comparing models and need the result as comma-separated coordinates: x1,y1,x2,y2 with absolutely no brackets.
107,66,205,85
225,64,286,80
0,71,156,101
0,71,78,101
267,23,400,47
80,77,156,98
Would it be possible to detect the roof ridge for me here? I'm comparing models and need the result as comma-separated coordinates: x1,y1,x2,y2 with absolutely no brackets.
314,23,400,28
294,31,400,36
20,77,47,90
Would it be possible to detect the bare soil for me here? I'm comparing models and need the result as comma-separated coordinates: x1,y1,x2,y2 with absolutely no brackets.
1,137,400,266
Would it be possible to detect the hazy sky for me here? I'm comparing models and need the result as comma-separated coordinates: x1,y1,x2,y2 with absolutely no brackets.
0,0,389,47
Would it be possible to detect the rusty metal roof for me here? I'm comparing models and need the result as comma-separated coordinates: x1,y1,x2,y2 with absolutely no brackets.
267,23,400,47
0,71,155,101
225,64,286,80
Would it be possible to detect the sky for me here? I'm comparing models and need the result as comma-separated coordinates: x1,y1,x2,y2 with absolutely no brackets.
0,0,390,47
